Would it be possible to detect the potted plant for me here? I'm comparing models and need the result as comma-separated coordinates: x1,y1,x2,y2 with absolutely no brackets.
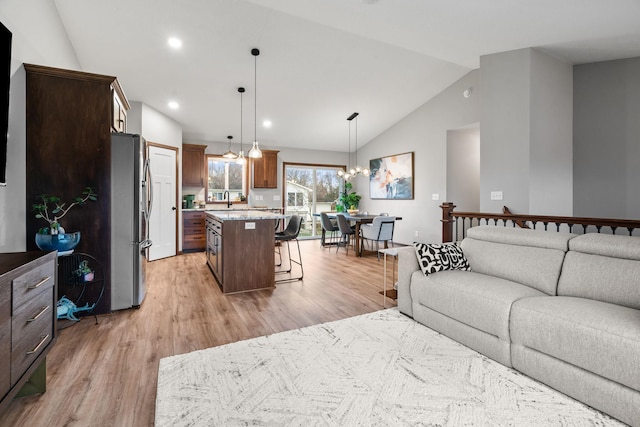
339,182,362,213
72,260,94,282
32,187,97,252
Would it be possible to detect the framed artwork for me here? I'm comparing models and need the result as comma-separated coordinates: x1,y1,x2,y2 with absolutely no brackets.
369,151,414,200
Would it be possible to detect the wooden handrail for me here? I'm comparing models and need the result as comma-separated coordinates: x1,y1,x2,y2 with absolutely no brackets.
441,202,640,242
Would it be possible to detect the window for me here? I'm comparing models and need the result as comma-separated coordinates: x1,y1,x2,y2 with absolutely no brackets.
206,155,247,202
284,163,344,238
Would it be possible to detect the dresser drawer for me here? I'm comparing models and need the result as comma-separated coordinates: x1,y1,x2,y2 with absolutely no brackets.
11,322,52,387
12,287,54,349
12,261,55,312
184,225,205,235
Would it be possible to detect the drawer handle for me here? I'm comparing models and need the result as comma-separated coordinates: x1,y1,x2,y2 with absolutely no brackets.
26,335,50,355
27,305,50,322
27,276,51,290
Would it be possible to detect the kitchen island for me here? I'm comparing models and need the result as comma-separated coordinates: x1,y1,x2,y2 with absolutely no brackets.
205,210,288,293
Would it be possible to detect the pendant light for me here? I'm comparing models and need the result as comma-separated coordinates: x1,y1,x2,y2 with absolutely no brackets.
236,87,246,165
338,112,369,180
248,48,263,158
223,135,237,159
352,113,370,177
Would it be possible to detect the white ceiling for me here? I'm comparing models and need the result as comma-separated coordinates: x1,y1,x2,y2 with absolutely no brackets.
53,0,640,152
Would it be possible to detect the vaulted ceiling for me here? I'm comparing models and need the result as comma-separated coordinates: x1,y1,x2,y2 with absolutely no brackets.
53,0,640,151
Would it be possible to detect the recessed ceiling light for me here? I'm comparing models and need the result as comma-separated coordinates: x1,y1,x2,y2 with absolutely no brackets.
168,101,179,109
168,37,182,49
262,120,272,128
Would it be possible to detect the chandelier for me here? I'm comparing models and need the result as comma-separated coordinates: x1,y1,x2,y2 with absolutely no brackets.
337,112,369,180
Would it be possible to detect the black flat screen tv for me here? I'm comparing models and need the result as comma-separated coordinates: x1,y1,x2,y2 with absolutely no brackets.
0,21,12,185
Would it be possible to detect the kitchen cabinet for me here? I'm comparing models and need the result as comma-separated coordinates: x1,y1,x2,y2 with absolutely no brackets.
111,85,128,132
206,211,283,293
205,216,222,281
0,251,57,414
183,211,206,252
252,150,279,188
25,64,130,315
182,144,207,187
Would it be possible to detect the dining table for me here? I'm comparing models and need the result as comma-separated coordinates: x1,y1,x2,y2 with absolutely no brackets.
319,212,402,256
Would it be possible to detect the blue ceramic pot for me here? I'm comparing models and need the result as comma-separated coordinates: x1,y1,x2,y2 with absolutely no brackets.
35,231,81,252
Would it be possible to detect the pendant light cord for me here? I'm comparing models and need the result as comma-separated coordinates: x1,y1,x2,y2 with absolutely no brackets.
254,53,257,142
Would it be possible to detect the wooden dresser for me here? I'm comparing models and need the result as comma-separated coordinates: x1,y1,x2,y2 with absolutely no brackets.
0,251,57,414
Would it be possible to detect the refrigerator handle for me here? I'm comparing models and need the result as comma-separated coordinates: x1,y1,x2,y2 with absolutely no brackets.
143,157,154,222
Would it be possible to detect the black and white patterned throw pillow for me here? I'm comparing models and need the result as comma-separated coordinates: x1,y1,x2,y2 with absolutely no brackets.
413,242,471,276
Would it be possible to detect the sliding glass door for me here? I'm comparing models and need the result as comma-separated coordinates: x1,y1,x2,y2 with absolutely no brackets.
284,163,343,239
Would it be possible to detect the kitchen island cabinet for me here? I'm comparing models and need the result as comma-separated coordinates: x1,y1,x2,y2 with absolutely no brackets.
205,211,286,293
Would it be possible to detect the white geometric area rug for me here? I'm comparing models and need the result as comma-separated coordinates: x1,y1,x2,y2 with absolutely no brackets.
156,309,622,426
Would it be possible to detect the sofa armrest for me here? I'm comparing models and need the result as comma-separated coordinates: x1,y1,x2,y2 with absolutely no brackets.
397,245,419,317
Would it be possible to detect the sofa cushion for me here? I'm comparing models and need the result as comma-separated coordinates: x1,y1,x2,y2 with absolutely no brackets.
558,233,640,310
410,270,544,341
461,237,567,295
569,233,640,260
413,242,470,276
466,226,574,251
510,296,640,392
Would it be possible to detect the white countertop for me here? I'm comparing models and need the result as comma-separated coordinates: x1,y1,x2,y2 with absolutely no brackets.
183,206,283,212
206,210,288,221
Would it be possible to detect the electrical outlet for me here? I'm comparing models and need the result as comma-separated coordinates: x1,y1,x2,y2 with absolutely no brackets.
432,193,440,201
490,191,503,201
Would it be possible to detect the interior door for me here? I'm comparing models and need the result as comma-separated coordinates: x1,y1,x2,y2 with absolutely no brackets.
148,144,178,261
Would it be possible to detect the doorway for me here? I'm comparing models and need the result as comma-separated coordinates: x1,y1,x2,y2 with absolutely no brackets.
148,143,178,261
446,124,480,212
283,163,344,239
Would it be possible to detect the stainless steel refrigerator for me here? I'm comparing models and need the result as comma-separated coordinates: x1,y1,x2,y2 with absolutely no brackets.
110,132,153,310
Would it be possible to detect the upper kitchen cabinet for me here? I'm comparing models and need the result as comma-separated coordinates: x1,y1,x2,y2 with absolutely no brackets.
182,143,207,187
111,83,129,132
252,150,279,188
24,64,130,315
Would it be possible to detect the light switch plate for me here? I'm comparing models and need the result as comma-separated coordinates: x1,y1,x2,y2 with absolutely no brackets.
431,193,440,201
490,191,503,201
245,222,256,230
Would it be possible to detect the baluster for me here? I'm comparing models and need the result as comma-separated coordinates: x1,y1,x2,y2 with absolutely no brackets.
556,223,561,232
582,224,588,234
628,227,634,236
543,222,549,231
568,224,573,233
611,226,617,235
502,219,507,227
462,218,466,240
493,219,498,226
596,225,602,233
532,221,537,230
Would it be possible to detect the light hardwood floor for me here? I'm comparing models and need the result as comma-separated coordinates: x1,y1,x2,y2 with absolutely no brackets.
1,240,398,427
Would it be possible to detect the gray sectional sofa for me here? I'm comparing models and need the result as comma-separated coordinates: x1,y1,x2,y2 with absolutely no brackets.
397,225,640,426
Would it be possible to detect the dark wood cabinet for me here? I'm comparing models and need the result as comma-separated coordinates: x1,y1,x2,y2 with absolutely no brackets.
183,211,206,252
252,150,279,188
24,64,130,315
205,214,276,293
0,251,57,414
111,86,128,132
182,144,206,187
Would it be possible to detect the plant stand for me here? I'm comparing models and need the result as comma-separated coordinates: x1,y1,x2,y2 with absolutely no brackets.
57,253,105,327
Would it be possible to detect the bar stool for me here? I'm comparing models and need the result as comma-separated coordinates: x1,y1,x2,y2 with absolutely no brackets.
275,215,304,282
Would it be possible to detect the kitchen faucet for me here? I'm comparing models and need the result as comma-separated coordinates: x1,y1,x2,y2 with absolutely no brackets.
224,190,232,208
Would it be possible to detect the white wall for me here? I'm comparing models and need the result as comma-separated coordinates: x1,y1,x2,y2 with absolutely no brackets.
0,0,80,252
479,48,573,215
573,57,640,219
356,70,481,245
